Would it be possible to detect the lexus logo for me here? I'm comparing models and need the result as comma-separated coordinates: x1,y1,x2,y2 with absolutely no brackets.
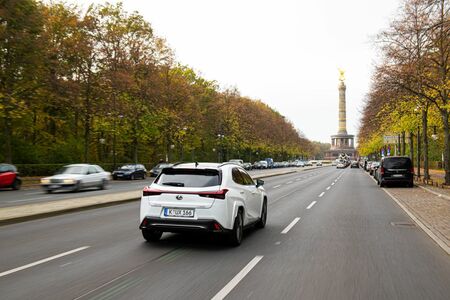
176,195,183,200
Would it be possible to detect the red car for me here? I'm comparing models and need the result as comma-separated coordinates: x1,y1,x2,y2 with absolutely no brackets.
0,164,21,190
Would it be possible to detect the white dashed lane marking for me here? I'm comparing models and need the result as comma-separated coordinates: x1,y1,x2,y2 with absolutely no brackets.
306,201,317,209
281,217,301,234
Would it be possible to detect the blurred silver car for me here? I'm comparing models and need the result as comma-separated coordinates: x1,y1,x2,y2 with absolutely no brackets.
40,164,111,193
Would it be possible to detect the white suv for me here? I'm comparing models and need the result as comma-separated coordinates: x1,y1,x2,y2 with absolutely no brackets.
139,162,267,246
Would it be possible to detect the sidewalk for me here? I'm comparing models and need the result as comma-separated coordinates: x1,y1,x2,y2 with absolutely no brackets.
385,186,450,254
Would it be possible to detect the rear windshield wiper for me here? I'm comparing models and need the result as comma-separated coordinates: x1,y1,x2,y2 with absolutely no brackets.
162,182,185,187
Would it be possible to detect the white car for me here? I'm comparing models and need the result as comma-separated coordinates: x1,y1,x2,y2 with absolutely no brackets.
40,164,111,193
139,162,268,246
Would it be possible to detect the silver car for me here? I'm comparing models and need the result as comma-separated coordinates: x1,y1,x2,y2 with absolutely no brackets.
40,164,111,193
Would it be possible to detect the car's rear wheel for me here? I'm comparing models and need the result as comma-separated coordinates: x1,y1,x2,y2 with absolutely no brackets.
229,211,243,246
99,179,106,190
11,178,21,190
142,229,162,242
255,199,267,229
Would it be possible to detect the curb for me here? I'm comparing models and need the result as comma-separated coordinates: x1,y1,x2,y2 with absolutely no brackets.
0,167,323,226
417,185,450,201
0,197,139,226
365,171,449,255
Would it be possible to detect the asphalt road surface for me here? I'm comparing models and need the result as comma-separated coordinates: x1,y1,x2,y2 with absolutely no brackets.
0,167,449,300
0,168,299,208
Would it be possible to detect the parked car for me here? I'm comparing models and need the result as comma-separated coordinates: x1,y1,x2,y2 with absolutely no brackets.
336,162,346,169
112,164,147,180
316,161,323,166
243,162,253,170
376,156,414,187
228,159,244,167
350,161,359,168
254,160,268,169
150,163,173,177
0,163,21,190
296,161,305,167
139,162,267,246
40,164,110,193
369,162,380,176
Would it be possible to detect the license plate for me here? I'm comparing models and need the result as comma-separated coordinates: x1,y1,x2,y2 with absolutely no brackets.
49,185,60,189
117,174,123,177
392,174,404,177
164,208,194,218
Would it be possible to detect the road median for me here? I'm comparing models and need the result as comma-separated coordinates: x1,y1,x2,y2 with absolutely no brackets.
0,166,324,225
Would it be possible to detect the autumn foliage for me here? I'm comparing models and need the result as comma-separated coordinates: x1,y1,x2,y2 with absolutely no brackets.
0,0,313,167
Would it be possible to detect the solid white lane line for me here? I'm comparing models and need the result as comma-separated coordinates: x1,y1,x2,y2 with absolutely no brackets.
281,217,301,234
0,246,90,278
273,185,281,189
306,201,317,210
326,186,331,190
7,196,51,203
24,192,42,196
318,192,325,198
331,182,335,186
211,256,264,300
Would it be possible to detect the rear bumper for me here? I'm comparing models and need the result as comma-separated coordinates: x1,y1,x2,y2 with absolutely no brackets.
139,217,226,233
380,175,413,184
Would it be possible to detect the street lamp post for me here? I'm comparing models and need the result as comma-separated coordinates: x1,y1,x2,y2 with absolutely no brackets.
217,134,224,162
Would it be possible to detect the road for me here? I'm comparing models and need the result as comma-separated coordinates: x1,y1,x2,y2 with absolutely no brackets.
0,168,300,208
0,167,449,299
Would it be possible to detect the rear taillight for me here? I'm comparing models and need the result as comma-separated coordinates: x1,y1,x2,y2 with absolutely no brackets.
380,167,385,175
410,166,414,174
143,187,162,196
198,189,229,200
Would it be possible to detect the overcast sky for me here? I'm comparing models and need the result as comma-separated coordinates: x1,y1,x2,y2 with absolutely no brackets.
77,0,401,143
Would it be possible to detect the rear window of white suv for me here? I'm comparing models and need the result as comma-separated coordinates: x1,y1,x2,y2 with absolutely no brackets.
156,168,221,188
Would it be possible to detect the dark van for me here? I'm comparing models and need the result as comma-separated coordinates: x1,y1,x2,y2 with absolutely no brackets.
377,156,414,187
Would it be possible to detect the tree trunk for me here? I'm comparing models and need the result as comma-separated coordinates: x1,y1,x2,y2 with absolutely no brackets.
3,112,12,163
133,118,138,164
402,131,406,156
422,108,429,180
417,127,421,178
409,131,414,168
442,109,450,185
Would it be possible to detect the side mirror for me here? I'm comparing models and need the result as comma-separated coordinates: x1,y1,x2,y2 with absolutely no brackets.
256,179,264,187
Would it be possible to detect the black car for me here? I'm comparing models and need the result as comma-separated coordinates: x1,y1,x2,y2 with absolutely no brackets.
376,156,414,187
149,163,173,177
112,164,147,180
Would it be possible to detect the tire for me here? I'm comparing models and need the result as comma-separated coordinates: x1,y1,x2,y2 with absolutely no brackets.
99,179,107,190
255,199,267,229
142,173,147,179
229,211,243,246
11,178,21,190
142,229,162,242
408,181,414,188
73,181,81,192
45,189,52,194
